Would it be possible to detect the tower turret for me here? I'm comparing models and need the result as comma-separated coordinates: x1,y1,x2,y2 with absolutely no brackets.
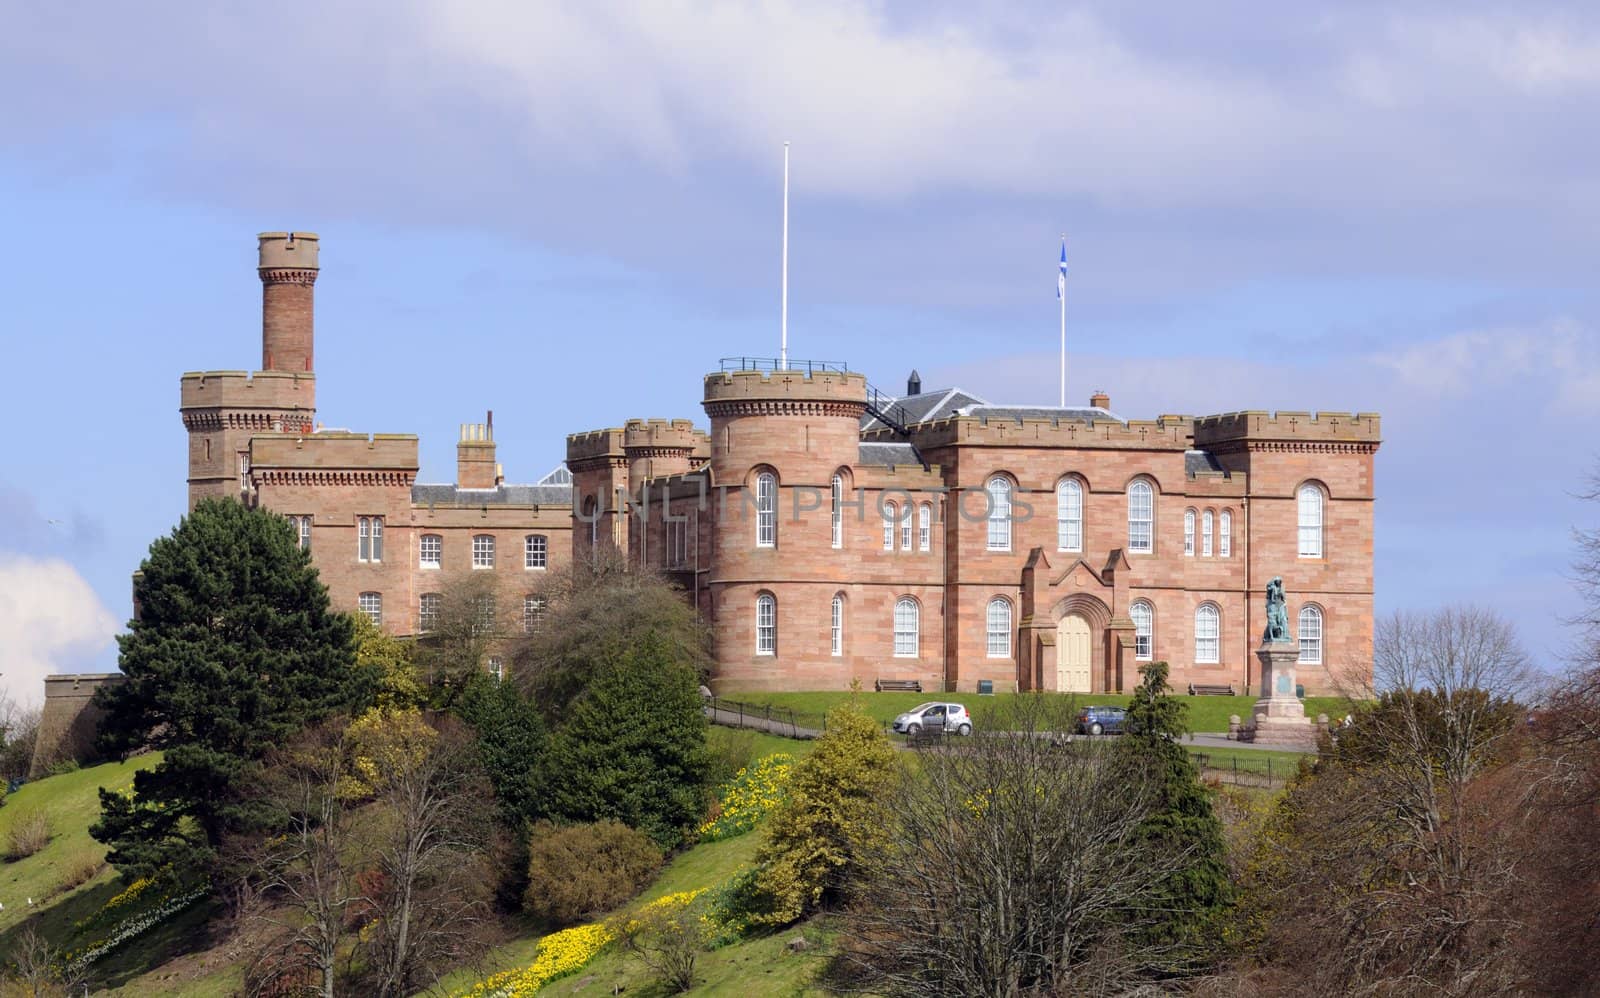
259,232,319,373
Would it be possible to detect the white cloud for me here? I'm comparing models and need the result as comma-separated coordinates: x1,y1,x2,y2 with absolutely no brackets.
1369,320,1600,415
0,556,119,708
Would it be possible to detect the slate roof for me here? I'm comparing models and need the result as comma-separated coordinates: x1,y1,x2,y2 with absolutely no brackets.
857,441,922,467
952,404,1124,425
1185,449,1225,477
412,465,574,506
860,387,987,431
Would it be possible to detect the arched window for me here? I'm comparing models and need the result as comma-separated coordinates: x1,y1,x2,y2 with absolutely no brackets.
831,593,844,656
755,472,777,548
883,500,897,551
893,597,920,658
831,474,844,549
986,598,1012,658
1057,479,1083,552
1195,603,1220,664
1202,510,1214,557
1220,510,1232,557
918,503,932,552
987,477,1012,551
1128,480,1154,553
900,502,913,551
418,592,440,633
1299,605,1323,664
1299,484,1324,558
755,593,776,654
1130,600,1153,661
1184,508,1196,556
525,534,547,569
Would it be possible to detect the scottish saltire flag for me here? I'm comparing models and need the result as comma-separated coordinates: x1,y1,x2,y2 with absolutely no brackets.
1056,239,1067,299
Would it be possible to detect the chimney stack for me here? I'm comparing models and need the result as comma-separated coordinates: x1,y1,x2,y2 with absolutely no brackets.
1089,390,1111,410
457,412,498,489
906,369,922,396
258,232,319,373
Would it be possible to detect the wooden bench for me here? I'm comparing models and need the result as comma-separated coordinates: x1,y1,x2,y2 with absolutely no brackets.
875,679,923,693
1188,683,1236,696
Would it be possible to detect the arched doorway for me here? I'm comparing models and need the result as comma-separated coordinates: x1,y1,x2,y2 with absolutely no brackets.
1056,614,1092,692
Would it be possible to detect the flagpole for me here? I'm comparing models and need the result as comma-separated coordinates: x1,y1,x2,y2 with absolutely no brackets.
780,142,790,369
1059,233,1066,407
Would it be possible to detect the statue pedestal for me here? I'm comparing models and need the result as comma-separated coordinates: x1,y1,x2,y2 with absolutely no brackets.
1248,642,1317,749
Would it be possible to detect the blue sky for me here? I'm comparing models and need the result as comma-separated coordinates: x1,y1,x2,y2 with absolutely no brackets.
2,2,1597,700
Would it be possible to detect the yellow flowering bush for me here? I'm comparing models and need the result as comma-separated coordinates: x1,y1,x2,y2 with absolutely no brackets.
698,754,793,842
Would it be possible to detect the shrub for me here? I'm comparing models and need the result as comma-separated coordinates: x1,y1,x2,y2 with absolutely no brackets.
608,890,712,993
46,758,80,777
704,727,759,791
63,850,107,889
524,820,662,925
7,808,52,859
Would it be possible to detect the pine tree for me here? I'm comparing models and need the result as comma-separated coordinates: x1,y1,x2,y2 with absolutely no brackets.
92,499,375,878
455,673,547,828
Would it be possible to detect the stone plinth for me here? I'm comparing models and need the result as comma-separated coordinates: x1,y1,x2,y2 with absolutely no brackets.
1248,642,1318,749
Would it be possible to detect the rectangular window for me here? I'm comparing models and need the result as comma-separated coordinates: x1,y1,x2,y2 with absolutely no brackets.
900,505,912,551
1136,629,1152,660
288,515,312,551
525,534,547,570
488,656,504,682
472,595,496,636
1202,512,1214,557
667,519,687,568
418,593,439,633
358,516,384,563
1220,512,1232,557
419,534,441,569
1184,512,1195,556
358,592,382,625
918,504,931,552
523,596,546,634
473,534,495,569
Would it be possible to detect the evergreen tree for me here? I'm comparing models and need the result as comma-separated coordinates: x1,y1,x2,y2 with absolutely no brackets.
93,499,375,878
455,673,547,828
540,636,710,847
1120,660,1232,966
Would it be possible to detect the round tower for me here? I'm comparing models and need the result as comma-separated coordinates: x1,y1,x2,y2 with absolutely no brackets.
623,419,700,484
259,232,319,373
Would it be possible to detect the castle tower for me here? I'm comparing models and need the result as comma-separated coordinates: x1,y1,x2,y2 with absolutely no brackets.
623,419,700,484
566,428,629,559
179,231,319,509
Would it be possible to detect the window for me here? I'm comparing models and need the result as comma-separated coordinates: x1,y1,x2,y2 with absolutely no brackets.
667,519,687,568
472,594,496,636
1057,479,1082,552
488,656,504,682
1131,600,1153,661
472,534,495,569
756,593,776,655
359,591,382,626
883,501,897,551
1298,485,1324,558
523,596,546,634
1184,509,1196,556
358,516,384,562
831,475,843,549
1299,605,1323,664
893,598,920,658
987,477,1012,551
1128,481,1153,553
900,503,913,551
1220,510,1232,557
288,515,312,551
418,593,440,633
1202,510,1214,557
419,533,441,568
918,503,932,552
986,598,1012,658
525,534,547,570
755,472,777,548
831,593,844,656
1195,603,1220,664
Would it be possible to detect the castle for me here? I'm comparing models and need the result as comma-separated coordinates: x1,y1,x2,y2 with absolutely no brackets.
175,232,1381,696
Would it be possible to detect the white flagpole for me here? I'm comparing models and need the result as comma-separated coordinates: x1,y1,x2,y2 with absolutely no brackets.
781,142,790,369
1059,233,1066,407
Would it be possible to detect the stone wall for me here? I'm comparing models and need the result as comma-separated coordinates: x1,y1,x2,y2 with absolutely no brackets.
30,673,122,778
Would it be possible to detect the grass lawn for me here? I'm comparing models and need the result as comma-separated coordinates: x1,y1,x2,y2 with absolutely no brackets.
1189,744,1311,779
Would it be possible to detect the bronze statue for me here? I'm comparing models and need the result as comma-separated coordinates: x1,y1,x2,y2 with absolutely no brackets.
1264,576,1291,643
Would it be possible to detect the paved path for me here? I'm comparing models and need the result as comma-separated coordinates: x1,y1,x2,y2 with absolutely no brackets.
705,703,821,740
1183,732,1313,753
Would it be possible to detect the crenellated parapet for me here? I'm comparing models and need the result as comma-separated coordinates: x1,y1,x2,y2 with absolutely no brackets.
1193,410,1381,455
248,432,418,487
623,418,702,454
908,413,1194,451
180,370,316,426
703,369,867,418
567,427,628,471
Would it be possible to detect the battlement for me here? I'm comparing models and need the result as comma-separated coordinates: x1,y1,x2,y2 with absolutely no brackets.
703,368,867,409
180,369,315,410
249,432,420,472
567,427,626,464
909,413,1194,451
623,418,702,452
1193,410,1381,447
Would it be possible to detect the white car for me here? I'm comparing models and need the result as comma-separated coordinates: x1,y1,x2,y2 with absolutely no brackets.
892,702,974,736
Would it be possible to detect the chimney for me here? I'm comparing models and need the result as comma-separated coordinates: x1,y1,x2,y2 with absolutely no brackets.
258,232,319,373
906,369,922,396
1089,390,1111,410
457,412,498,489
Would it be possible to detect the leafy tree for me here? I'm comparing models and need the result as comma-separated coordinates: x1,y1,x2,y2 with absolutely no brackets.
1119,660,1232,965
92,499,375,878
540,636,711,848
352,611,424,710
750,699,897,925
455,673,548,828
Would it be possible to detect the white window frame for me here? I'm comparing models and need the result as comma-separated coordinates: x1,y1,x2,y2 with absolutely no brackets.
1299,605,1324,665
1220,510,1232,558
986,598,1012,658
525,534,547,570
1298,484,1324,558
524,595,547,634
472,533,495,569
488,656,504,682
755,472,777,548
418,593,440,633
1183,509,1196,556
1202,509,1214,557
831,593,844,656
419,533,441,569
831,475,843,549
290,515,312,551
986,477,1012,551
472,594,496,636
756,593,776,655
1057,479,1082,552
918,503,932,552
1195,603,1220,664
883,501,897,551
359,591,382,626
900,502,913,551
358,516,384,563
1131,600,1153,661
1128,481,1153,554
893,597,920,658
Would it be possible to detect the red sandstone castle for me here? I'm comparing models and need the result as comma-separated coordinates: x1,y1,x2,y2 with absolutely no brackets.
181,233,1380,695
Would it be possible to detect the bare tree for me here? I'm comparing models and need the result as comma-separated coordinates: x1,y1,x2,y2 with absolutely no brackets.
835,696,1194,996
413,573,505,698
3,924,83,997
0,695,40,782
